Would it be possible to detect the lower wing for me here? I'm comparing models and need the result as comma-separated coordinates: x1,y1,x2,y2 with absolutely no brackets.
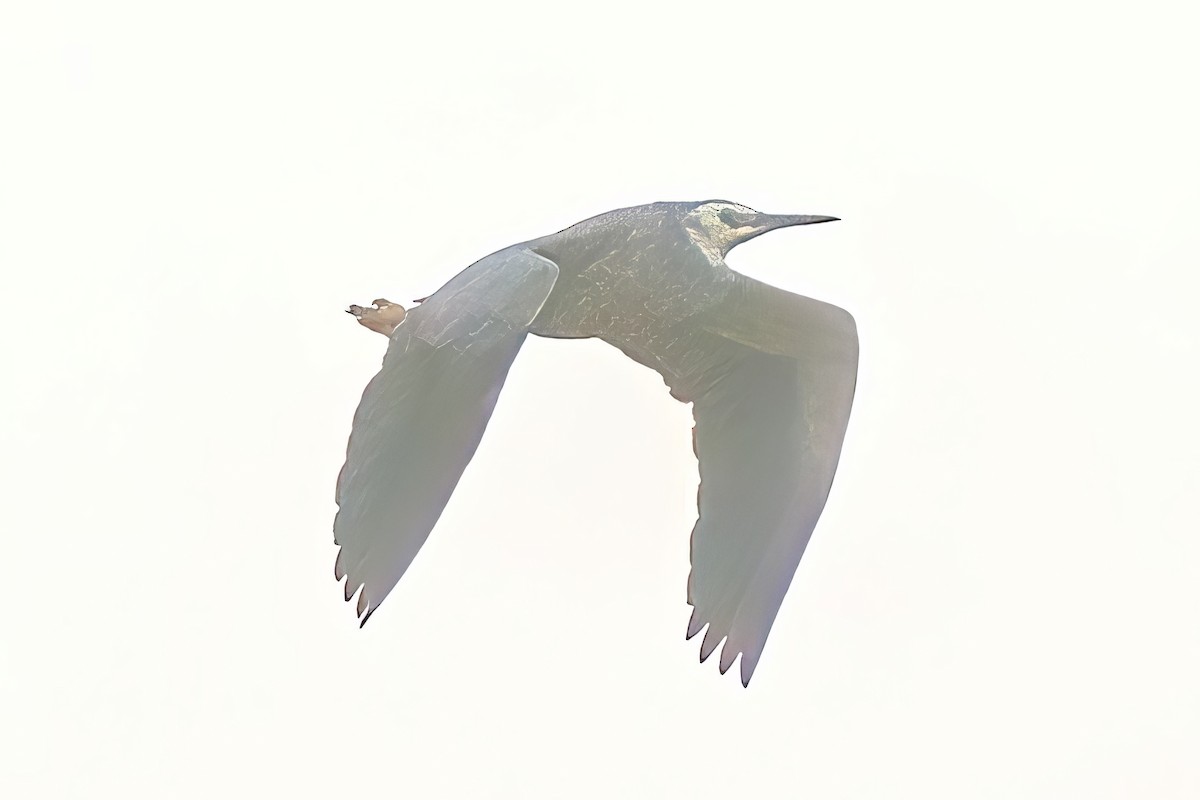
633,273,859,685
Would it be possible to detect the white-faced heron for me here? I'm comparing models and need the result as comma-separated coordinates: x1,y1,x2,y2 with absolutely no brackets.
334,200,858,686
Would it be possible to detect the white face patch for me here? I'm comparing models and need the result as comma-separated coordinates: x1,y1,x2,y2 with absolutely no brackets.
683,201,764,260
691,202,762,232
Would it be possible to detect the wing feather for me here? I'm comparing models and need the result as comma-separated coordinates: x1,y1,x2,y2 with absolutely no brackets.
333,249,559,624
651,274,858,685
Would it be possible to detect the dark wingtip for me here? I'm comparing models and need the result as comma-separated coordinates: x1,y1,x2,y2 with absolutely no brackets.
685,608,704,640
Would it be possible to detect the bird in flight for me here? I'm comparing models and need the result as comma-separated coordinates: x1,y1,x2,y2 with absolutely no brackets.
334,200,858,686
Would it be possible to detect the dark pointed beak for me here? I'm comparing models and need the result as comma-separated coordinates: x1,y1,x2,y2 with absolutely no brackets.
730,213,839,250
756,213,840,231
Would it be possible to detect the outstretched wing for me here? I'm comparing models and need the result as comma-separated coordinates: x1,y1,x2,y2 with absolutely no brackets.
334,248,559,624
648,274,858,685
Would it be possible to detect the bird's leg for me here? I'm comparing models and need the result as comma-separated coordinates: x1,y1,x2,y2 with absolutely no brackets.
346,298,407,336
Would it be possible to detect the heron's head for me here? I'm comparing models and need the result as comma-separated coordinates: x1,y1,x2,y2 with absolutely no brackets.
683,200,839,257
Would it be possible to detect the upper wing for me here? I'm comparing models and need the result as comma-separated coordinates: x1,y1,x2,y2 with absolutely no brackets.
652,274,858,685
334,248,559,624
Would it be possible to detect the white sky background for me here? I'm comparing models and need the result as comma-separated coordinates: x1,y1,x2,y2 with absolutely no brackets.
2,1,1198,796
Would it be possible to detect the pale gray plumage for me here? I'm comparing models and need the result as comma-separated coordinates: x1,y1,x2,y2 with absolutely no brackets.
334,200,857,686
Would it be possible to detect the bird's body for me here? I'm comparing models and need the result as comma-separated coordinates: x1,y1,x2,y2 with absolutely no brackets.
526,202,732,341
335,200,858,686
